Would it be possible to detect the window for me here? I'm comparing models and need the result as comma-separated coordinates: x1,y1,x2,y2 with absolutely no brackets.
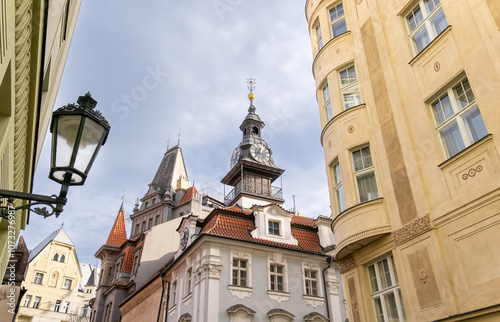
135,223,140,235
304,269,319,296
114,262,121,281
270,264,284,292
60,255,65,262
155,215,160,225
141,220,146,232
54,300,61,312
368,255,406,322
104,302,113,322
170,280,177,307
33,272,44,284
33,297,41,309
352,146,379,202
152,198,156,205
62,301,70,313
185,268,192,295
232,258,248,287
53,253,59,261
148,217,153,229
23,295,31,307
432,77,487,158
107,267,113,284
132,255,139,275
268,220,281,236
329,2,347,38
339,64,361,109
333,161,346,213
63,279,72,290
314,22,323,52
83,304,89,317
322,83,332,122
406,0,448,53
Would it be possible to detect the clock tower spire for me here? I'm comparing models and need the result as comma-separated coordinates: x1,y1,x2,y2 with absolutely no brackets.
222,78,284,209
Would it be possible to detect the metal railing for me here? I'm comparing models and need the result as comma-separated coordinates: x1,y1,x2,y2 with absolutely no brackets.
224,181,283,205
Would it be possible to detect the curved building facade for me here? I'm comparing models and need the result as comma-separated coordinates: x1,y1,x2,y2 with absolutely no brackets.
305,1,500,321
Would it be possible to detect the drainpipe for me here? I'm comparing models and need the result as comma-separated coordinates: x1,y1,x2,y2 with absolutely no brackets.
322,256,333,321
157,269,168,322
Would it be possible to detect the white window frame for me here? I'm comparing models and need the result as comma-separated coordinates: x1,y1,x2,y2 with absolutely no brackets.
170,280,177,307
329,2,348,38
33,296,41,309
268,220,281,236
304,268,320,296
314,21,323,53
405,0,448,54
185,267,192,295
332,160,346,213
368,255,406,322
33,272,44,284
54,300,61,312
63,278,72,290
62,301,70,313
269,263,285,292
431,77,488,158
23,295,31,307
232,258,249,287
352,146,379,203
339,64,361,110
322,82,332,122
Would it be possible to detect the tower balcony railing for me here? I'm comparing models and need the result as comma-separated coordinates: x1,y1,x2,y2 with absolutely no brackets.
224,181,283,205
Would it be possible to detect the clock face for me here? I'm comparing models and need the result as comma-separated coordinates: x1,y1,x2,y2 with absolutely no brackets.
230,147,240,168
250,143,271,163
180,227,189,250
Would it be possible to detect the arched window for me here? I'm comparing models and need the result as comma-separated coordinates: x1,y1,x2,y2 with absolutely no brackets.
252,127,259,135
53,253,59,261
60,255,65,263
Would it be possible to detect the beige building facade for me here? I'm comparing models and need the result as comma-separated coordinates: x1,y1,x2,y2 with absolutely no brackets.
0,0,81,276
17,228,97,322
305,0,500,321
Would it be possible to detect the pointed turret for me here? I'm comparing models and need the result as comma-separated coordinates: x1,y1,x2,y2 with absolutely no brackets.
105,202,127,246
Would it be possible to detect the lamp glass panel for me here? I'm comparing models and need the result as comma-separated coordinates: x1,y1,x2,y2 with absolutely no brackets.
54,114,82,168
73,117,107,174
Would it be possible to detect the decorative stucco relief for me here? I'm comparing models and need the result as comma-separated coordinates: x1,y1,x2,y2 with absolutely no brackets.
339,256,355,274
392,214,432,246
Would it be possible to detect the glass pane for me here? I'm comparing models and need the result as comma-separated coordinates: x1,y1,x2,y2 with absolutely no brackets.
74,117,107,176
332,18,348,38
353,150,363,171
329,3,344,21
325,102,333,121
357,171,379,202
433,94,453,124
453,79,475,109
463,107,488,143
334,163,342,185
343,87,362,109
323,84,330,101
384,292,400,322
374,297,385,322
391,256,399,284
336,185,346,212
378,259,393,289
340,65,357,86
407,6,423,32
398,289,407,321
441,121,465,157
430,9,448,36
368,265,379,292
362,147,373,168
413,27,430,52
240,271,247,286
425,0,441,13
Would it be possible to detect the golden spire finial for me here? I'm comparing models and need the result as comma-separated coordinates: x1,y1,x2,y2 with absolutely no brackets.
246,77,256,101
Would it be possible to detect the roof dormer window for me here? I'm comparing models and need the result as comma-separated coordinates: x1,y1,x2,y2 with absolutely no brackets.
268,220,281,236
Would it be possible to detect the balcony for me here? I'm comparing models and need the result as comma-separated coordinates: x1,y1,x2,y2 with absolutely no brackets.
225,180,283,205
332,198,391,260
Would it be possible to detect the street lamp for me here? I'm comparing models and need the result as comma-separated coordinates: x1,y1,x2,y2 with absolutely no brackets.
0,92,110,218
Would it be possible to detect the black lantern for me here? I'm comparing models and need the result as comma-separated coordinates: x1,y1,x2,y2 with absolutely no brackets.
49,92,110,186
0,92,110,218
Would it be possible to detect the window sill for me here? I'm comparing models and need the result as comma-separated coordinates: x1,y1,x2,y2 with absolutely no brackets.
228,285,253,299
182,293,192,306
438,134,493,169
321,103,366,145
168,304,177,316
409,25,452,66
268,290,290,303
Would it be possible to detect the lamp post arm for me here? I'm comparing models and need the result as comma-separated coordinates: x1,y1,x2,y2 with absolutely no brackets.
0,188,68,219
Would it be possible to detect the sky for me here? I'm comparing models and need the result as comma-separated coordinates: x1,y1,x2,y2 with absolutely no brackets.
22,0,331,266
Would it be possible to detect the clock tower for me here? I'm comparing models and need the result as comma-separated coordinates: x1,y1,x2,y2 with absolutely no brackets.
222,78,285,208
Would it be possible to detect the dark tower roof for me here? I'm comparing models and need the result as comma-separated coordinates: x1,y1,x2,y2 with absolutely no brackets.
146,145,187,195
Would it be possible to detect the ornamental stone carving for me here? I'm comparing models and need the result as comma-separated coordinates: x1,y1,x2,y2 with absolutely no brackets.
393,214,432,246
327,281,340,294
207,263,222,279
339,256,355,274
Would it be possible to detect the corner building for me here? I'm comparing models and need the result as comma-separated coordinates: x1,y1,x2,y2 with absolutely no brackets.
305,0,500,321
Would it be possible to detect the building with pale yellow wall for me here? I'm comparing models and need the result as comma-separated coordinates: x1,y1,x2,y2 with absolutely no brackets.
17,228,98,322
305,0,500,321
0,0,82,277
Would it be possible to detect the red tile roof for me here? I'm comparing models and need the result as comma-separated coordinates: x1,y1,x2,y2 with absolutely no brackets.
201,212,323,254
106,205,128,246
291,215,317,228
178,186,199,206
120,245,136,273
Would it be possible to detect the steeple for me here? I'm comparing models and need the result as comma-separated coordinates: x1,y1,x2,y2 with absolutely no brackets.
221,78,285,208
105,202,127,246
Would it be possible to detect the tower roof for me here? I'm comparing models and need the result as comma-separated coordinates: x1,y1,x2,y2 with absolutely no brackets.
105,203,128,246
28,227,74,263
178,186,199,206
147,145,187,195
85,267,97,287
